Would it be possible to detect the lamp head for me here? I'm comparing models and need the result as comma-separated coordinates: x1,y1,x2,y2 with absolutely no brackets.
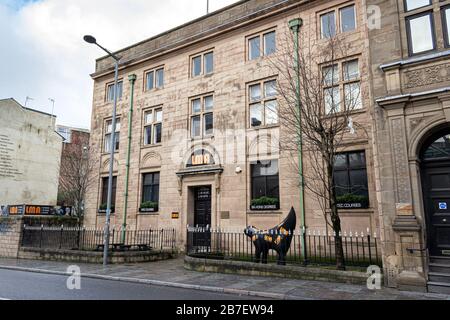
83,35,97,44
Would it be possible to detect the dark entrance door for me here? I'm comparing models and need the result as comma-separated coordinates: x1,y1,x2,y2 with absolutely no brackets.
421,131,450,257
193,186,212,247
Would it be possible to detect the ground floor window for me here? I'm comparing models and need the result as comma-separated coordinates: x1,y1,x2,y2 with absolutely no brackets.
333,151,369,209
100,176,117,212
141,172,160,212
250,160,280,210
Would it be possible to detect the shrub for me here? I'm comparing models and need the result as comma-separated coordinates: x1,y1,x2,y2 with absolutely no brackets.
251,196,279,206
140,201,158,209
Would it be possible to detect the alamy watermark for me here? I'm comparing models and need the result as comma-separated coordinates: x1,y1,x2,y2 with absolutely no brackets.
367,265,382,290
66,265,81,290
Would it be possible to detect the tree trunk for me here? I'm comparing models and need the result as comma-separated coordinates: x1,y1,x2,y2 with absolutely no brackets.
327,160,346,270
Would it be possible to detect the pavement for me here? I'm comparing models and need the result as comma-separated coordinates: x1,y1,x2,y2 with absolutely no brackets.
0,257,449,300
0,268,257,300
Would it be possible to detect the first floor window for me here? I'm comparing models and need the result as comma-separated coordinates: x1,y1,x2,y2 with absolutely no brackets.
101,176,117,208
190,95,214,138
249,79,278,127
143,108,163,145
333,151,369,208
406,11,435,55
104,119,120,152
251,160,280,204
142,172,160,204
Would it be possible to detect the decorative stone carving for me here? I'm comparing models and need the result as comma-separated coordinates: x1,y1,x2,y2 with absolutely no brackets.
404,63,450,89
390,118,411,203
141,151,161,168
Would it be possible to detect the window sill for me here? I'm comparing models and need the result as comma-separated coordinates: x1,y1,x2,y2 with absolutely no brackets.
144,87,164,93
101,151,119,156
190,135,214,141
191,73,214,79
247,210,282,215
141,143,162,149
247,124,279,131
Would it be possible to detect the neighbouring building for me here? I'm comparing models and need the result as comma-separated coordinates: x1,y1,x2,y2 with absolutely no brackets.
56,125,90,216
369,0,450,293
0,98,63,209
84,0,450,293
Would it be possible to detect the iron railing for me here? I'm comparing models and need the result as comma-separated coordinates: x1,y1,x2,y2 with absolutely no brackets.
186,226,382,268
21,225,177,253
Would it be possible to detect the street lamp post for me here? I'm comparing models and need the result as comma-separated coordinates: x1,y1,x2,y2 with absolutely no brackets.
84,35,121,266
288,18,307,264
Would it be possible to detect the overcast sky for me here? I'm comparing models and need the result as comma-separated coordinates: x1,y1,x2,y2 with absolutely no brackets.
0,0,240,129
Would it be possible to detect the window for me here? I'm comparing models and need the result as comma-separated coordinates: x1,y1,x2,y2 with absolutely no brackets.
322,59,362,114
143,108,163,145
142,172,160,205
190,95,214,138
191,51,214,77
249,79,278,127
248,30,276,60
101,176,117,208
340,5,356,33
146,67,164,90
404,0,431,11
442,6,450,47
106,81,123,102
406,11,435,55
333,151,369,208
251,160,280,205
104,119,120,152
57,127,71,143
321,11,336,38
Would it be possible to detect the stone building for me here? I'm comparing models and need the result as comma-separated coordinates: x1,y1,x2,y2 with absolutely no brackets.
0,98,63,208
369,0,450,293
84,0,450,292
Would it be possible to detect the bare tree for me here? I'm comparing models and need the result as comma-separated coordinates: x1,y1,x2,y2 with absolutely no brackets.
58,134,96,221
269,27,369,270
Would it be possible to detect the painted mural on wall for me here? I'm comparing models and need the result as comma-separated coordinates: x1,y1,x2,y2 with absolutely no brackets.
0,134,22,179
244,207,296,265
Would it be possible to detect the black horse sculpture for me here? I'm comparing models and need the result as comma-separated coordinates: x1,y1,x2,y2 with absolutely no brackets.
244,207,296,265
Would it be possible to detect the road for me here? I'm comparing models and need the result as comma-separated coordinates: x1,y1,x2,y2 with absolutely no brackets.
0,269,258,300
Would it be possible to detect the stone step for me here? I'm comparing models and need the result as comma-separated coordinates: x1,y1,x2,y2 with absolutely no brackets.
428,272,450,283
430,256,450,265
429,263,450,274
427,282,450,295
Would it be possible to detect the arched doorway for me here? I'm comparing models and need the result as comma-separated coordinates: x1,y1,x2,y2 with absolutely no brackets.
420,129,450,257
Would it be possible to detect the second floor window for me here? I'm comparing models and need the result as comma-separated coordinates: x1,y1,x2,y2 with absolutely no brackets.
249,79,278,127
190,95,214,138
248,31,276,60
106,81,123,102
191,51,214,77
146,67,164,90
104,118,120,152
143,108,163,145
406,11,435,55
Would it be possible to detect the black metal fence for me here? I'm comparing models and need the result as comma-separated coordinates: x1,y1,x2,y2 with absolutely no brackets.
21,225,177,252
186,227,382,268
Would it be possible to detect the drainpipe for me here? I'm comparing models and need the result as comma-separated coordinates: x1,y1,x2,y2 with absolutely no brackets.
289,18,307,263
122,74,137,243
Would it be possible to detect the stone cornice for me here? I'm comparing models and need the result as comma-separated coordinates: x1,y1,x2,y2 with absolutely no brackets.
91,0,307,79
379,49,450,72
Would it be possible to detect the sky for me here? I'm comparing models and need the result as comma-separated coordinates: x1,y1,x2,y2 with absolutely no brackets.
0,0,240,129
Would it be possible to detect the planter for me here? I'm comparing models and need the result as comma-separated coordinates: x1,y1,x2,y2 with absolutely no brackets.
97,208,115,214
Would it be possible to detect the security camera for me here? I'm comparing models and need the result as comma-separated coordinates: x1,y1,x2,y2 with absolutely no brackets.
235,166,242,174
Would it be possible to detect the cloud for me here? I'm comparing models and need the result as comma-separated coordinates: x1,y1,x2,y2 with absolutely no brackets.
0,0,239,128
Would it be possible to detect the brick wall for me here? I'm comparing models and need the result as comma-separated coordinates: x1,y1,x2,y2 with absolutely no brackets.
0,218,23,258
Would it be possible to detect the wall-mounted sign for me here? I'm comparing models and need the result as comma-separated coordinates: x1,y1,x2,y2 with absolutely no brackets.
172,212,180,219
186,149,215,167
8,205,53,216
8,205,25,215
